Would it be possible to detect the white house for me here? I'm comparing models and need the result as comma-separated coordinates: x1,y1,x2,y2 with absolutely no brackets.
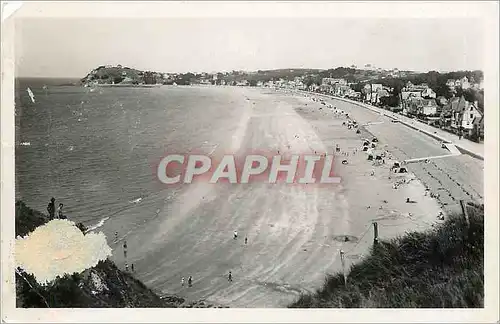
446,79,456,89
421,88,437,99
369,84,384,103
309,84,320,92
322,78,347,86
371,84,383,92
121,76,135,84
461,102,482,130
460,77,470,90
421,99,438,116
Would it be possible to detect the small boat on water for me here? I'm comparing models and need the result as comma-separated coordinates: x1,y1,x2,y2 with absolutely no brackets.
26,87,35,103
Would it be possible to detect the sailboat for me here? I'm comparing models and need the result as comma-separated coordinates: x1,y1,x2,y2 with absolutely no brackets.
26,87,35,103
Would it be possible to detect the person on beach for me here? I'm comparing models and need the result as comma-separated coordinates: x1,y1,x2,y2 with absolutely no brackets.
188,276,193,287
228,271,233,282
181,277,185,287
57,203,64,219
123,240,128,258
245,237,248,245
234,231,238,240
47,197,55,220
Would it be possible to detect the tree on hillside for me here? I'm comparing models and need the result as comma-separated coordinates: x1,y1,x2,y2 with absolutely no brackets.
456,88,484,111
380,95,400,107
304,75,322,88
322,67,356,79
350,83,365,93
435,82,454,99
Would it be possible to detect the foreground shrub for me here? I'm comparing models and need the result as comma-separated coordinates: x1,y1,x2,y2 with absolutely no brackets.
290,207,484,308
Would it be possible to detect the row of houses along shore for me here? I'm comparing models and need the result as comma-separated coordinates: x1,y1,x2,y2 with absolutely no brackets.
260,76,484,143
81,65,484,143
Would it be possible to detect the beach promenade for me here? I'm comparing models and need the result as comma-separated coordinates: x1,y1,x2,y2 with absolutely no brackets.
306,92,484,160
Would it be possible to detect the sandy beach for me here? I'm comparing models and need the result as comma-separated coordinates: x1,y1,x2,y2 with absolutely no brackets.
94,86,479,307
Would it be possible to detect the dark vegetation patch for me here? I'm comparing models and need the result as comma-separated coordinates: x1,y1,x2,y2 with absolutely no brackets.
290,205,484,308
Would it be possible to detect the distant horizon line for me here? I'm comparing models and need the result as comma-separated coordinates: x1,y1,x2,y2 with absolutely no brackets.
16,66,484,80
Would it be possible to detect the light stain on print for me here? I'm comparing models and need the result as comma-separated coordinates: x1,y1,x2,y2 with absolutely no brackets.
16,219,112,284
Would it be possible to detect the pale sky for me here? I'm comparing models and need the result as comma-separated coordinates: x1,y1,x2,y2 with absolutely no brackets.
15,18,484,78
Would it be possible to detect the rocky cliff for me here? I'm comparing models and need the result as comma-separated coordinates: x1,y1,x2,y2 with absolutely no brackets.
14,201,226,308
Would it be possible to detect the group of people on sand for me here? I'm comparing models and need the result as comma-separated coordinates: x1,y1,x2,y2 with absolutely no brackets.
181,276,194,287
46,197,65,220
181,271,233,288
233,231,248,245
182,231,245,289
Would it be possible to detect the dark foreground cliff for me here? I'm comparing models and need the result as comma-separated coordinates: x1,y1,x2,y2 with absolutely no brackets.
14,201,226,308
